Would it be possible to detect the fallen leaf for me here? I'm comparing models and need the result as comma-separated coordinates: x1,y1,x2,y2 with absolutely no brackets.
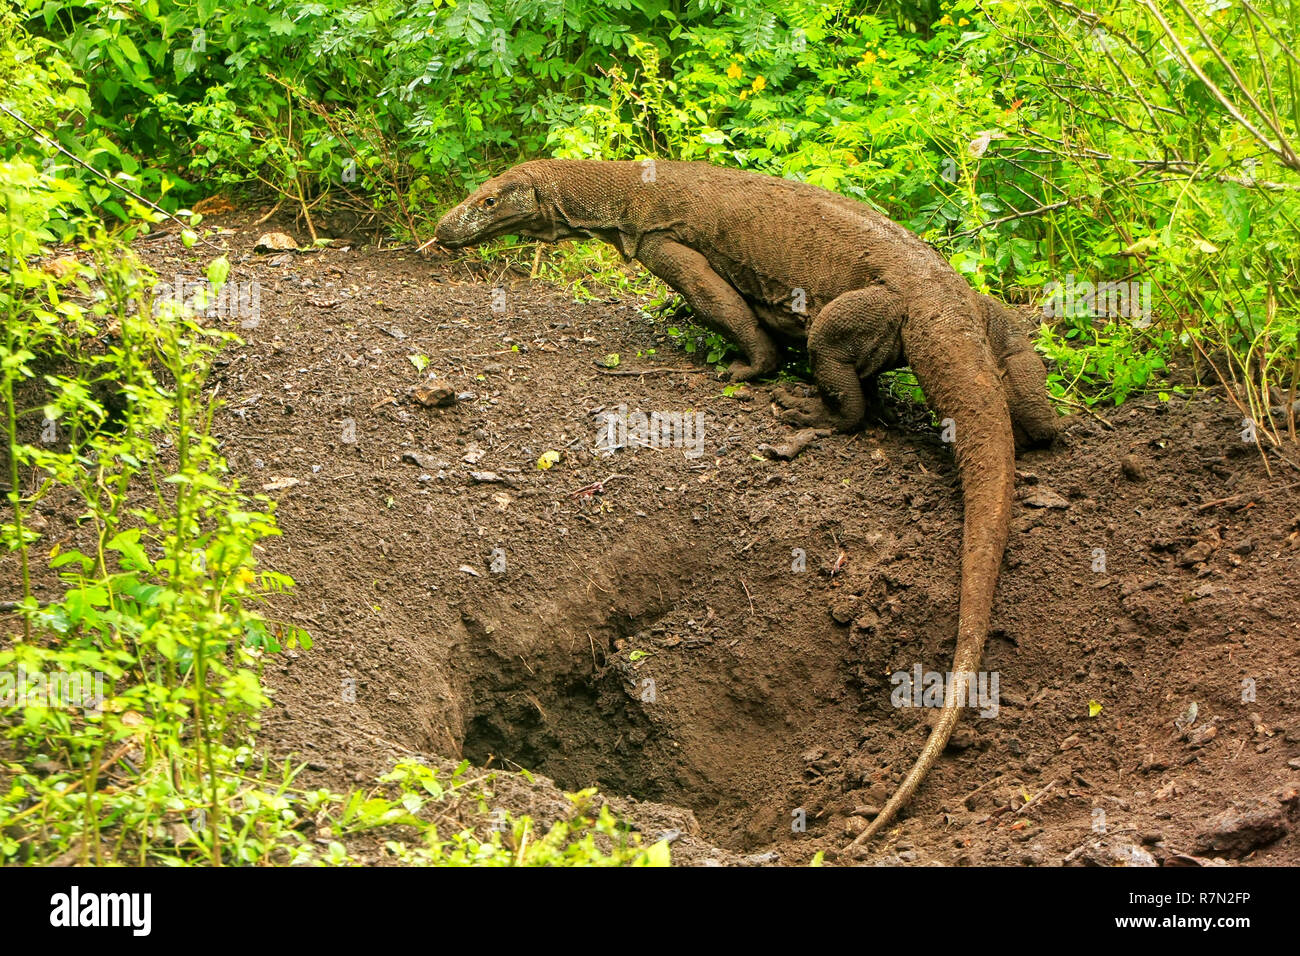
43,256,81,279
254,231,299,253
193,195,236,216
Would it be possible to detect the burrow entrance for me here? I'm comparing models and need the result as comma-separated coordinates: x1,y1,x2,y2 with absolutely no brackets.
434,533,888,849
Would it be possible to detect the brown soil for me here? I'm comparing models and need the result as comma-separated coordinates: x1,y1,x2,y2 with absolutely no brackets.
22,213,1300,865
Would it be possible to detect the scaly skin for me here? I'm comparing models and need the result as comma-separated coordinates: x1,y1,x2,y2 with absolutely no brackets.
435,159,1059,843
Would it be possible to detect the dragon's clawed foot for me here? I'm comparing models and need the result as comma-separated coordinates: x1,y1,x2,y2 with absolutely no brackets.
771,383,839,429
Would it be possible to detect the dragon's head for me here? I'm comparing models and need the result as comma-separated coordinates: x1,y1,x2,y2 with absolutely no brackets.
434,166,543,249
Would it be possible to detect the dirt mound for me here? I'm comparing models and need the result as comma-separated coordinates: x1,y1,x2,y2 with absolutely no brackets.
136,216,1300,865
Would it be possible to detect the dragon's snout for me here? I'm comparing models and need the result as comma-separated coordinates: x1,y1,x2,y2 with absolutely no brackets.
433,207,473,248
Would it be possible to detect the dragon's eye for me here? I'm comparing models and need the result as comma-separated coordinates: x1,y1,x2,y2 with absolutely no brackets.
484,197,496,208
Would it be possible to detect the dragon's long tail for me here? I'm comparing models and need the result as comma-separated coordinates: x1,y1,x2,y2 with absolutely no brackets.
849,305,1015,848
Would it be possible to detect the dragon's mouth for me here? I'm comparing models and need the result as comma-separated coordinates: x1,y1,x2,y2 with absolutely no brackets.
436,210,534,249
432,213,474,248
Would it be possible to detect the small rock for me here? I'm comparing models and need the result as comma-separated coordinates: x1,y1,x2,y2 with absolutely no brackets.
1121,578,1161,598
469,471,503,484
1178,531,1221,567
412,385,456,408
254,231,299,253
1195,803,1289,857
261,476,300,492
1064,838,1157,867
1022,489,1070,509
401,452,445,470
1184,719,1220,747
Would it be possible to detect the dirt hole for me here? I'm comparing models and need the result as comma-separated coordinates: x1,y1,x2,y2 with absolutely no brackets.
415,516,893,853
419,529,867,850
458,641,668,804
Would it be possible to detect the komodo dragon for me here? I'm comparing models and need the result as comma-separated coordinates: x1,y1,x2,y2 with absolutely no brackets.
434,159,1059,843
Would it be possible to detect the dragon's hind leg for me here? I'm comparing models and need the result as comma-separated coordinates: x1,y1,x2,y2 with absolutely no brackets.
777,287,904,431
